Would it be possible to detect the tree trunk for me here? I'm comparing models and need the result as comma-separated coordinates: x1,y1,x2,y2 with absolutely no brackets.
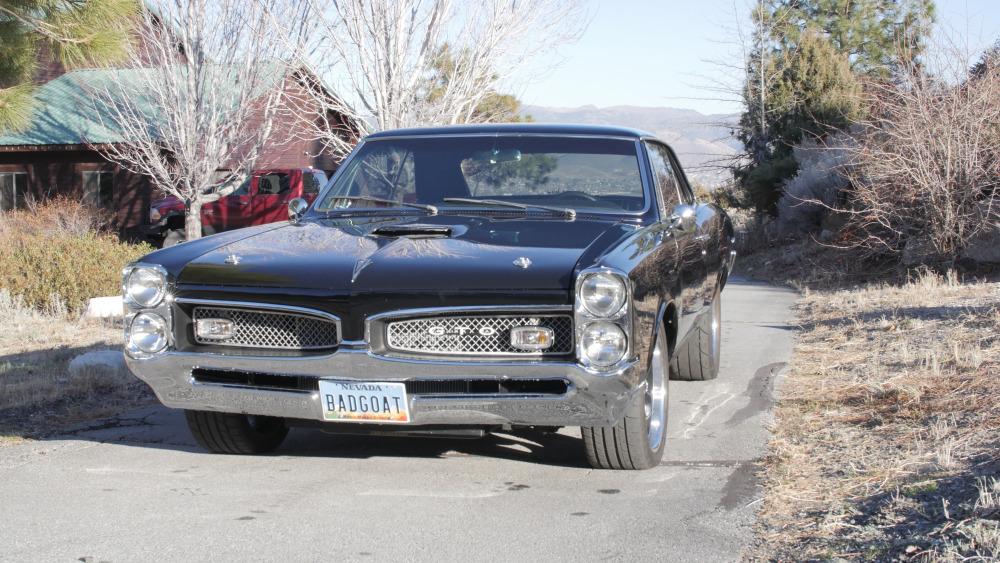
185,199,203,241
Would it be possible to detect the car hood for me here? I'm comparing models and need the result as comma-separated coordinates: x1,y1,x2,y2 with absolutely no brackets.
174,214,632,291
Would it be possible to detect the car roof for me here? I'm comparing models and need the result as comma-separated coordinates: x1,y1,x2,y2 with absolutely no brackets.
365,123,656,140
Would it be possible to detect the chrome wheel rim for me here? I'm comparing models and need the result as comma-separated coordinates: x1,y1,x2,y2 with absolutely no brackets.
710,295,721,361
646,337,667,450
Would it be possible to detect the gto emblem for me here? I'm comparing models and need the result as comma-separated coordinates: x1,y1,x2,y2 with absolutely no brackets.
428,325,496,337
513,256,532,269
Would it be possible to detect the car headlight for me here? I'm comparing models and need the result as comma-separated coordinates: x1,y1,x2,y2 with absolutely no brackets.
125,266,166,308
127,312,168,355
580,321,627,367
580,272,627,317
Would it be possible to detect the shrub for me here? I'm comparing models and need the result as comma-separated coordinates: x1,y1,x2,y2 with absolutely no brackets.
776,135,853,236
844,56,1000,265
0,199,151,313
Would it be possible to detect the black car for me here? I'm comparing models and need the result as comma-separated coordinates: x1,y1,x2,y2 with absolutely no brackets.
122,124,735,470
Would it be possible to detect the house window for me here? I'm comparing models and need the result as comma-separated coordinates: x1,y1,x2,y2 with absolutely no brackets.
82,171,115,208
0,172,28,211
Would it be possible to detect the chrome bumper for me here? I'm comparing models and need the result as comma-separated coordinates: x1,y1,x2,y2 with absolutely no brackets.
125,349,639,427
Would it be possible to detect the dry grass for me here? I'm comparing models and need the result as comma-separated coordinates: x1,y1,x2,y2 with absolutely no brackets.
0,291,153,445
755,269,1000,560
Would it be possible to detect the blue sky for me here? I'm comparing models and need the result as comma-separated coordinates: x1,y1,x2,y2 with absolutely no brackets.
513,0,1000,115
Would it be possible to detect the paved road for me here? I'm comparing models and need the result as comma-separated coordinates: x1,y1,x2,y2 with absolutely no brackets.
0,277,798,562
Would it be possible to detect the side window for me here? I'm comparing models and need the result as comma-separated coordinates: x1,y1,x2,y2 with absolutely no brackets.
257,173,291,196
230,178,250,197
303,171,327,195
0,172,28,211
82,171,114,208
645,143,681,216
667,151,696,205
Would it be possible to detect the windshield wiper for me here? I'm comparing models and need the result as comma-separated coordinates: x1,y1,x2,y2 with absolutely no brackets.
442,197,576,219
323,196,437,215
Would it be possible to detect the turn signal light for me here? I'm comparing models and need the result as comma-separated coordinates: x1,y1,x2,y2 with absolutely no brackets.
510,326,554,351
195,318,234,341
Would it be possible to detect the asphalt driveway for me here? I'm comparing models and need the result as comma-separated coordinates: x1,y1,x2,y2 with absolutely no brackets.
0,277,798,562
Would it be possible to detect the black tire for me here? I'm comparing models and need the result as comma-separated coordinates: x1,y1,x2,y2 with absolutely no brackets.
184,410,288,454
671,288,722,381
162,229,185,247
582,325,669,470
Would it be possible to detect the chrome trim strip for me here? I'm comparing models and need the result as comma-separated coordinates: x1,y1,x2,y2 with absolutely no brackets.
365,132,642,141
175,298,343,347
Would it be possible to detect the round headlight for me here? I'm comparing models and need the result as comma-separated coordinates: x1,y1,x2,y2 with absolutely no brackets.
128,312,168,355
580,273,627,317
126,267,166,307
580,321,627,367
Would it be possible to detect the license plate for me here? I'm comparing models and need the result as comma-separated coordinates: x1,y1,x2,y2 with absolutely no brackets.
318,380,410,424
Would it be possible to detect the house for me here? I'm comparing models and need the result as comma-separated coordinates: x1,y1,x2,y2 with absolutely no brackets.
0,52,353,239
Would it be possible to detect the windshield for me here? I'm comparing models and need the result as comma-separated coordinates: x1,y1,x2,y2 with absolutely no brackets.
316,136,645,214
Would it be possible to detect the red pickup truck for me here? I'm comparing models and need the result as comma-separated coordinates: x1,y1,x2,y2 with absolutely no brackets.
145,168,328,246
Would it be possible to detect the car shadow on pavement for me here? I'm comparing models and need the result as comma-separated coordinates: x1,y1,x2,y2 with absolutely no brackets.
280,427,590,468
40,405,591,469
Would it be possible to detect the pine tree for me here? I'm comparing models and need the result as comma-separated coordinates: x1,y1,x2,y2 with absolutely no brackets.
0,0,138,133
735,0,934,213
765,0,935,78
738,29,861,212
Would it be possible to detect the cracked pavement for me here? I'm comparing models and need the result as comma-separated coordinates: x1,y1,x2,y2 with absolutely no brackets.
0,277,798,562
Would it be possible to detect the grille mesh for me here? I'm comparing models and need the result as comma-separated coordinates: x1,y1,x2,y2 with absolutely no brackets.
386,315,573,356
192,307,339,350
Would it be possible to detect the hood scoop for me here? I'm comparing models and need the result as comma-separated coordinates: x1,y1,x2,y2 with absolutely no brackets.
371,224,454,239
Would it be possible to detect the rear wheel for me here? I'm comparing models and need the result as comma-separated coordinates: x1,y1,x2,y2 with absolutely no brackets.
671,288,721,381
582,325,669,470
184,410,288,454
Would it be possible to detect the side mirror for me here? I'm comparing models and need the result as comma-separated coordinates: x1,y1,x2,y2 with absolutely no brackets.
669,204,696,230
288,197,309,224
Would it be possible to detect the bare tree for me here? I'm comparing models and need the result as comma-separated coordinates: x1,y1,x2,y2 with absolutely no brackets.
283,0,585,159
93,0,305,241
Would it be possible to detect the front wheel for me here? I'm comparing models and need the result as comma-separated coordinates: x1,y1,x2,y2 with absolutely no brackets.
184,410,288,454
582,325,669,470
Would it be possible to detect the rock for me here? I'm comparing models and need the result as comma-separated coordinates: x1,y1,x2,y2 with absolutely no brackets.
84,296,123,319
901,236,936,267
68,350,125,376
961,225,1000,264
781,247,802,266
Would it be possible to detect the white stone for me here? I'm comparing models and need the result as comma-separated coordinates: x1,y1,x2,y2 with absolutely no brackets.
84,296,123,319
68,350,126,376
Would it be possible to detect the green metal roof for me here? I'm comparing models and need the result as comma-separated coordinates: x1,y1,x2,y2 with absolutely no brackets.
0,64,287,148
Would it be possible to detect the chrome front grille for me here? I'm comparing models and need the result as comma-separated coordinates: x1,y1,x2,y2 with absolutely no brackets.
385,314,573,356
192,307,339,350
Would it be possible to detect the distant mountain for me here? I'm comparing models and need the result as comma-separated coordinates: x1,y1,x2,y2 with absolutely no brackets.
522,104,741,186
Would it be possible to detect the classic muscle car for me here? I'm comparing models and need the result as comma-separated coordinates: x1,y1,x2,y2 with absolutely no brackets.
123,124,736,470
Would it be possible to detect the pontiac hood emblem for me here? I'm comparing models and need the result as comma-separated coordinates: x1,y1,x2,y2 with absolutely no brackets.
224,253,242,265
513,257,532,269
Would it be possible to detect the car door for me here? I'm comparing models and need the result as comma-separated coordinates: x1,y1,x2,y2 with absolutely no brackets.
203,176,252,232
664,147,719,307
251,171,293,225
645,141,706,339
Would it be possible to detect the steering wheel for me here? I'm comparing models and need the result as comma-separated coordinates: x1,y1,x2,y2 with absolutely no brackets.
557,191,600,202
